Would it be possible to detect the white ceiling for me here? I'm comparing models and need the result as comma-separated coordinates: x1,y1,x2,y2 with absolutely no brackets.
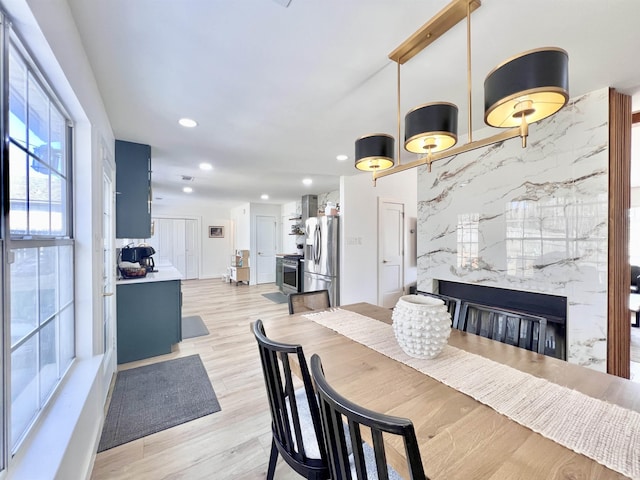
66,0,640,207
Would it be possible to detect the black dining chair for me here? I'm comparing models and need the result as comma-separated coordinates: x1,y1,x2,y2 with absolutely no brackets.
458,302,547,354
251,319,329,480
288,290,331,315
416,290,462,329
310,354,427,480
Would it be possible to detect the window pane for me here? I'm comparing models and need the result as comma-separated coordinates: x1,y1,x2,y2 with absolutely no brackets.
8,36,75,456
10,248,38,346
59,305,74,372
27,72,49,154
9,46,27,149
50,172,66,236
40,320,58,404
39,246,58,323
28,165,51,236
11,335,39,448
9,143,27,235
50,107,66,175
59,245,73,307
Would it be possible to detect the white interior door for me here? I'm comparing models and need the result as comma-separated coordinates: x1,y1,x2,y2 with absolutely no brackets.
185,219,199,279
172,219,186,276
378,199,405,308
152,218,174,266
256,215,276,284
150,217,200,279
102,163,116,396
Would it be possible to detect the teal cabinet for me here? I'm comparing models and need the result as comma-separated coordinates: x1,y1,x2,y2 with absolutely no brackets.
116,280,182,364
115,139,151,238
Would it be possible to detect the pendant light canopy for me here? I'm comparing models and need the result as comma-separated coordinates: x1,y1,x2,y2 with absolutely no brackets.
484,47,569,128
354,134,395,171
404,102,459,154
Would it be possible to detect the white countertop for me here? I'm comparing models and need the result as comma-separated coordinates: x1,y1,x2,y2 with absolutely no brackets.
116,265,183,285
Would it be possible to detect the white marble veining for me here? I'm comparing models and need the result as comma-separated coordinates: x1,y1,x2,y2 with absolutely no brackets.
318,190,340,212
417,88,609,370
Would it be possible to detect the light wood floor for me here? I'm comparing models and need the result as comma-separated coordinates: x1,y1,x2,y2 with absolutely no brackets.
91,279,640,478
91,279,303,480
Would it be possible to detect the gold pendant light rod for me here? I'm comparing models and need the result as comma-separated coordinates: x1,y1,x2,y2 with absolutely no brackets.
397,61,402,166
466,0,473,143
388,0,481,65
373,126,520,182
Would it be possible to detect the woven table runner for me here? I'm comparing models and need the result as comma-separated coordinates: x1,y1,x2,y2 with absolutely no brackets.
303,308,640,479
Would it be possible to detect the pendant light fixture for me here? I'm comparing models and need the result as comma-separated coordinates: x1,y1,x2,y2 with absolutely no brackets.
484,47,569,146
355,133,395,171
357,0,569,183
404,102,459,155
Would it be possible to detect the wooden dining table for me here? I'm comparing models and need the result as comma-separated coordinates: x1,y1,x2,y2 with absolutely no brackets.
261,302,640,480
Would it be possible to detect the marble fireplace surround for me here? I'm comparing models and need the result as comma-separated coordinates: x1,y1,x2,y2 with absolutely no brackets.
417,88,609,371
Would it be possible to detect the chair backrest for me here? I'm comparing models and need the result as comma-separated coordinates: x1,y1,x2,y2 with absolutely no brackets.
458,302,547,354
310,354,427,480
251,320,328,478
631,265,640,290
289,289,331,314
416,290,462,329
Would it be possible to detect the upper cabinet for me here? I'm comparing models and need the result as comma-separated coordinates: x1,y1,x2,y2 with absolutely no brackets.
115,140,151,239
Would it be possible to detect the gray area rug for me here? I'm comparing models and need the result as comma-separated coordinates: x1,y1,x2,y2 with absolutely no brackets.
262,291,288,304
97,354,220,452
182,315,210,339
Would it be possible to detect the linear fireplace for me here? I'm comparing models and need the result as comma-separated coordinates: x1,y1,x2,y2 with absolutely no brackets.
438,280,567,360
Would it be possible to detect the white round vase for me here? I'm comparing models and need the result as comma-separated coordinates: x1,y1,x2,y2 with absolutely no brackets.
392,295,452,359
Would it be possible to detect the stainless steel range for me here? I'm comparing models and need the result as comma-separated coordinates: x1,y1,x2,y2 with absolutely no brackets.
281,254,303,295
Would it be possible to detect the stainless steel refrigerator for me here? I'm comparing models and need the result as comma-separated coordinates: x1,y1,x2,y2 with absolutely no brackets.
304,216,339,306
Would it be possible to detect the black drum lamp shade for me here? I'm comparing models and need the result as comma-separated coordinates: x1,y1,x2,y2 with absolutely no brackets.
484,47,569,128
355,134,395,171
404,102,458,154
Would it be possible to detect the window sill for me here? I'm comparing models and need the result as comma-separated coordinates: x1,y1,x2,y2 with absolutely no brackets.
7,355,103,480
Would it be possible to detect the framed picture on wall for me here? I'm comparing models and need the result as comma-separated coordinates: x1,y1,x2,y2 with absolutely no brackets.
209,226,224,238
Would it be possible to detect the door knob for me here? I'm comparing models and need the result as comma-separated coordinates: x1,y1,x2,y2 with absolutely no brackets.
382,260,388,263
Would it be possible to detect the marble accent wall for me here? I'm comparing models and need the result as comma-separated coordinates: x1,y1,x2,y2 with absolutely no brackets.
417,88,609,370
318,190,340,213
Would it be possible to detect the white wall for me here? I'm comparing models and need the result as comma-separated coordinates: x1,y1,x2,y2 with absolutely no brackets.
230,203,251,251
632,187,640,208
3,0,115,478
281,201,300,254
153,202,233,279
340,169,418,305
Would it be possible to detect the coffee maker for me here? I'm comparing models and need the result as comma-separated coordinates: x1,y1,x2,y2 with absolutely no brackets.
120,244,157,272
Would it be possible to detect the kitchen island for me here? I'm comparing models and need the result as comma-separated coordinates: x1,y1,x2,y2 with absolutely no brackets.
116,266,183,364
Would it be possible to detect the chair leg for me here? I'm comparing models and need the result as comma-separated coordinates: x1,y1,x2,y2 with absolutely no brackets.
267,439,279,480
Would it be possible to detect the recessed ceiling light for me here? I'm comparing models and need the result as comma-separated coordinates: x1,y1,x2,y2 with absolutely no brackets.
178,118,198,128
336,154,348,161
199,162,213,171
261,194,269,200
302,178,312,186
183,186,193,193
